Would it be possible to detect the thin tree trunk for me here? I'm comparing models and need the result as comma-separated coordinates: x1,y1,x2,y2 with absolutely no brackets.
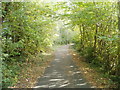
93,2,98,53
94,24,98,51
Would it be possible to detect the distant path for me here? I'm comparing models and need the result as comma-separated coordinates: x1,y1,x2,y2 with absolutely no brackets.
35,45,91,88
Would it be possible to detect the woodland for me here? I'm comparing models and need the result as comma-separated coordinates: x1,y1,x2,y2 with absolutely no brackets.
1,0,120,88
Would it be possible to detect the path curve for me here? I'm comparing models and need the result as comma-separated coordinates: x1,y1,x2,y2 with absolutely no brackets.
34,45,91,88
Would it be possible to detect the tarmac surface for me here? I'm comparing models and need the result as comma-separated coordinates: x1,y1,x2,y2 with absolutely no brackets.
34,45,91,88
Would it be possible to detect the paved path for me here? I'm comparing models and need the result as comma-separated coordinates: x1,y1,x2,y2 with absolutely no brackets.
34,45,91,88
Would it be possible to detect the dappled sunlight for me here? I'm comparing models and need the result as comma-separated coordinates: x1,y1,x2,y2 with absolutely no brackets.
47,65,51,68
73,54,76,56
70,65,74,68
91,86,97,88
76,82,87,86
78,79,83,81
2,0,119,88
34,79,71,88
49,84,56,88
63,80,69,84
71,71,81,76
34,85,48,88
33,45,91,88
68,71,81,76
49,79,64,82
70,43,75,46
54,59,61,62
59,83,70,88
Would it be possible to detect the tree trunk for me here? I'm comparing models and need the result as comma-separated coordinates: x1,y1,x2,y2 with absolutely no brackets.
94,24,98,52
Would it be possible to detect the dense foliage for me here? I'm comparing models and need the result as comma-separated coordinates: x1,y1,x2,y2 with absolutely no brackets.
1,1,120,88
58,2,120,87
2,2,56,87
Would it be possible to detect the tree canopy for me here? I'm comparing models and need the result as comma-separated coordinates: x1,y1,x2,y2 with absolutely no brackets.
1,1,120,88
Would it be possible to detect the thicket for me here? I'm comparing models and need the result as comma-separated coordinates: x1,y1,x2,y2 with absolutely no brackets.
2,2,56,87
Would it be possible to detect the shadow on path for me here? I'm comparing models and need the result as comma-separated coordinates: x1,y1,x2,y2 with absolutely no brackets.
34,45,91,88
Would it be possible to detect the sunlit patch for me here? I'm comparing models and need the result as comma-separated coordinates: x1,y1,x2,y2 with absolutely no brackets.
34,85,48,88
75,71,81,74
73,54,76,56
49,79,64,82
70,43,74,46
68,71,73,75
70,66,74,67
59,83,70,87
71,71,81,75
63,80,69,84
76,82,87,86
54,34,59,36
79,79,83,81
47,66,51,68
49,84,56,88
91,86,96,88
